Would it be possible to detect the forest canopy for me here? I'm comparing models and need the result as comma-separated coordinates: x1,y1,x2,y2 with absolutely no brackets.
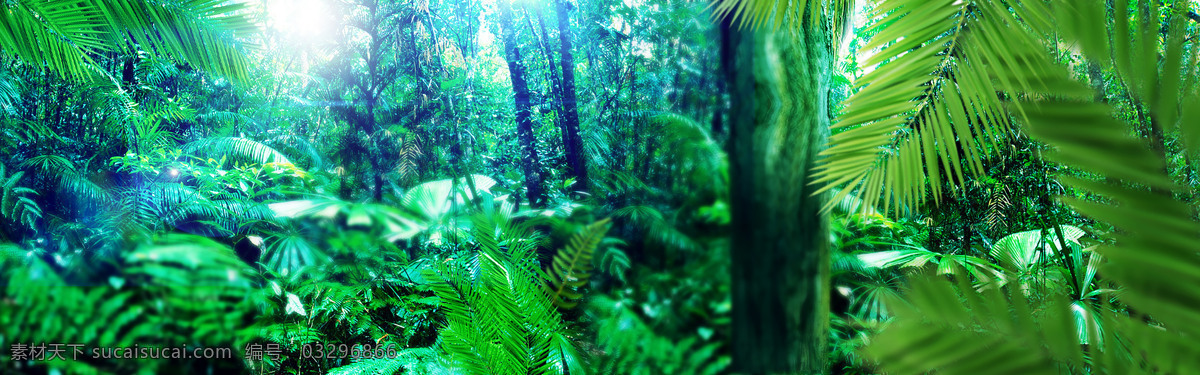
1,0,1199,374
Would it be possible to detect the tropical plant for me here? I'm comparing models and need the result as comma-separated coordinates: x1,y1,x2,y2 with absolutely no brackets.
0,0,259,82
423,214,584,375
725,0,1200,373
0,164,41,240
542,217,611,309
0,233,258,373
588,294,730,375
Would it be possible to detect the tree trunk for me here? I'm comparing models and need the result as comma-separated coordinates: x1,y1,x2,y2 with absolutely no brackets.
529,9,572,186
555,0,587,193
726,15,832,374
498,0,545,207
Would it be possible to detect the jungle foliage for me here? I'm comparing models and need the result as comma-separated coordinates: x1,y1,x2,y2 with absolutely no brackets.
0,0,1198,374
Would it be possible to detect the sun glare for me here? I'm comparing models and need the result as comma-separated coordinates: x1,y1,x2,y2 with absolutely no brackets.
266,0,335,44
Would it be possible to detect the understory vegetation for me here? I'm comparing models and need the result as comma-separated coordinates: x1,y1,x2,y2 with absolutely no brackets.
1,0,1198,374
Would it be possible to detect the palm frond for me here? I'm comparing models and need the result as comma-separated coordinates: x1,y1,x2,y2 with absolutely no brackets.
264,234,324,275
813,0,1066,215
864,277,1082,375
858,244,1002,282
594,238,631,283
985,185,1012,232
649,113,725,184
988,226,1084,276
709,0,853,41
399,174,498,224
123,233,252,287
0,1,108,81
1027,91,1200,340
0,68,21,115
196,110,257,129
0,0,259,82
182,136,292,166
21,154,114,206
866,1,1200,372
266,133,325,170
543,218,611,309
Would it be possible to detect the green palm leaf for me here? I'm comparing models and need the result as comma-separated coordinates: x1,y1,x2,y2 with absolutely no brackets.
864,277,1081,375
21,154,114,205
264,234,324,275
989,226,1084,276
709,0,853,43
864,1,1200,372
0,0,259,82
859,244,1001,281
182,136,292,166
813,0,1070,215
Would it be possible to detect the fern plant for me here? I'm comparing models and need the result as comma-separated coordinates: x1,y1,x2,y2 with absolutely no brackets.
542,218,611,310
423,214,584,375
0,164,41,241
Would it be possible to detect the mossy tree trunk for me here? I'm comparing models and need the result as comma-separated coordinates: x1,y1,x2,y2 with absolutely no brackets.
497,0,545,207
726,14,833,374
554,0,587,193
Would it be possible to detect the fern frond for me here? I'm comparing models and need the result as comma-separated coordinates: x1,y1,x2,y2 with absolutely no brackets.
0,165,41,233
985,185,1012,232
594,240,631,283
257,322,323,350
424,215,579,375
543,218,611,309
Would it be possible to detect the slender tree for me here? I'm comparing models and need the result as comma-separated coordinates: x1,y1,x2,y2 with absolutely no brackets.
320,0,407,202
723,5,835,374
497,0,546,207
554,0,588,192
